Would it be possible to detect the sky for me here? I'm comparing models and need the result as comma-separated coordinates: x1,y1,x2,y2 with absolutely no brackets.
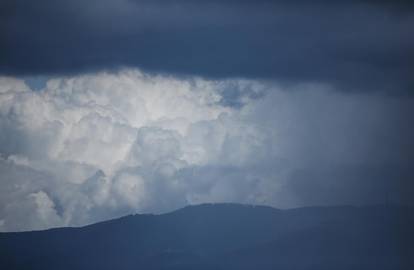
0,0,413,231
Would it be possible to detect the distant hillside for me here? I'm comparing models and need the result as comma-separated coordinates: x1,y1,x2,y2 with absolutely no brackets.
1,203,413,270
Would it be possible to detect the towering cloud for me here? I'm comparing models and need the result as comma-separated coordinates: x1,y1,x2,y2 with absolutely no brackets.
0,70,412,231
0,70,265,231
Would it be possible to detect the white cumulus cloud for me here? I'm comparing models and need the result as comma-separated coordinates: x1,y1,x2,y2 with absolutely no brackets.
0,70,272,231
0,70,411,231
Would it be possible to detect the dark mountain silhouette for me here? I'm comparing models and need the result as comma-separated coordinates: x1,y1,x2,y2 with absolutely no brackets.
1,203,413,269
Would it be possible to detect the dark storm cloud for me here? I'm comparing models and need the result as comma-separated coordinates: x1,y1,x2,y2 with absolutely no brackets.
1,0,413,93
1,1,414,232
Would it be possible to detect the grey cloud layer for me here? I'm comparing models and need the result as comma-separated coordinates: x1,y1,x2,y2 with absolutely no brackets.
0,70,412,231
1,0,414,93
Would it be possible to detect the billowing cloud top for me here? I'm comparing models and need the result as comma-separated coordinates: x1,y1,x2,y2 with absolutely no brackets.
1,0,414,93
0,70,413,231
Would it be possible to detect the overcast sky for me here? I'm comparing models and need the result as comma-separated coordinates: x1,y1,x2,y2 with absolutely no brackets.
1,0,413,231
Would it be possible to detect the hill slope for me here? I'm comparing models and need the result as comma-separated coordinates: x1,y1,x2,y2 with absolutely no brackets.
1,203,413,269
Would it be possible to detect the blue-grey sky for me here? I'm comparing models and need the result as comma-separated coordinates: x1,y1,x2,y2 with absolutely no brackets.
0,0,413,231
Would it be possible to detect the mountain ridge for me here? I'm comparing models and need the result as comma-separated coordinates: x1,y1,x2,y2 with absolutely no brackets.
3,202,411,234
1,203,413,269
